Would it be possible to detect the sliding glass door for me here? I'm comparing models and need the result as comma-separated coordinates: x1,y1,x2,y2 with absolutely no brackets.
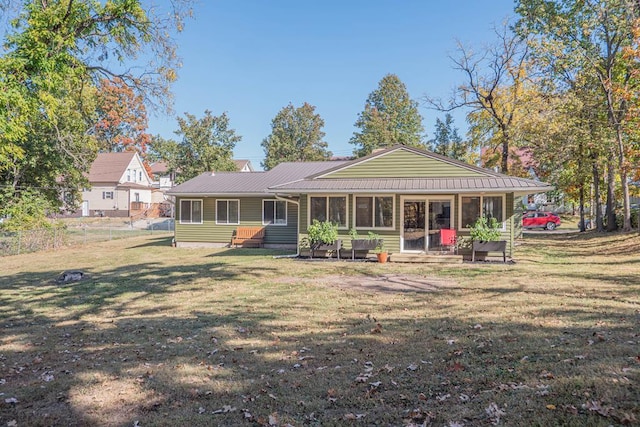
402,197,453,253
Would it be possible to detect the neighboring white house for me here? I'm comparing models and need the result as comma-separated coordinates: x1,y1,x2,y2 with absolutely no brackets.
150,161,175,189
81,152,154,217
234,159,255,172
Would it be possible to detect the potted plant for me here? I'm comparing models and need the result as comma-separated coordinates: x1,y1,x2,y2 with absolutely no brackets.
306,219,342,258
468,216,507,262
375,240,388,263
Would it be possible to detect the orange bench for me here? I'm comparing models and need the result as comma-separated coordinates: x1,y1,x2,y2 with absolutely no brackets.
231,226,265,248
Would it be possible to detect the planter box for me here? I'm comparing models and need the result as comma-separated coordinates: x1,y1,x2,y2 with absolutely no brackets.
310,239,342,259
472,240,507,263
350,238,383,260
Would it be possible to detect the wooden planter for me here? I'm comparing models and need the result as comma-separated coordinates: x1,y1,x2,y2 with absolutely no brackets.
350,238,383,260
472,240,507,263
310,239,343,259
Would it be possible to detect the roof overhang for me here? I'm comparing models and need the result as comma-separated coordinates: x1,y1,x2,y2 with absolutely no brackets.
269,188,554,195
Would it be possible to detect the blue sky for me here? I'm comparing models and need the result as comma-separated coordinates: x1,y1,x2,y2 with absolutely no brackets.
148,1,516,169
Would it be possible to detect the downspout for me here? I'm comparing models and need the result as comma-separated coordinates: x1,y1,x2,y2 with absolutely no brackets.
274,194,300,257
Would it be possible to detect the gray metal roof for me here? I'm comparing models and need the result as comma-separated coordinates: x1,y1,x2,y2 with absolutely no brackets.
167,145,554,196
167,161,349,196
268,176,554,194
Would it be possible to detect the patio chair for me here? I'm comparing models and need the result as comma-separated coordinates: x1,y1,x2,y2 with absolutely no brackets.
439,228,457,254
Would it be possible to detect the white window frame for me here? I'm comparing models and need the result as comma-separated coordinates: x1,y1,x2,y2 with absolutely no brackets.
307,194,349,229
353,194,395,230
458,194,506,230
263,199,288,226
179,199,203,224
216,199,240,225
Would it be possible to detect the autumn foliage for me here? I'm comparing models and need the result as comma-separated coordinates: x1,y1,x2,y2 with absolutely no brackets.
94,78,154,177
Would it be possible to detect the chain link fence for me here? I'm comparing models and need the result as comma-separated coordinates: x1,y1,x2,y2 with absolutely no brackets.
0,218,174,257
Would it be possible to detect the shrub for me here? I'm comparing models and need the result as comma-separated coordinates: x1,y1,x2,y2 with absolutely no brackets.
469,216,502,242
307,220,339,245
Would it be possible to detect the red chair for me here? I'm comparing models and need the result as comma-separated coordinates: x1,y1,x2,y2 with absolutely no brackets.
440,229,457,254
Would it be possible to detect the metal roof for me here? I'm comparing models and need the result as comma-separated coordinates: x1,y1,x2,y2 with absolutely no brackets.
269,176,554,194
167,145,554,196
167,161,349,196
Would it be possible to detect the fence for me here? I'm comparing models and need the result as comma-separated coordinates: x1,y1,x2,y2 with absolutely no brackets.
0,219,174,257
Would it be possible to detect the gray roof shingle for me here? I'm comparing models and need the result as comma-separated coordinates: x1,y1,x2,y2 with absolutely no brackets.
89,152,137,183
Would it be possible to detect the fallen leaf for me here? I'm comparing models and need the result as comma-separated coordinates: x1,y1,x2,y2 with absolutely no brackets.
582,400,612,417
546,404,556,410
486,402,506,425
539,370,554,379
344,413,367,420
268,413,279,426
447,362,465,372
436,393,451,402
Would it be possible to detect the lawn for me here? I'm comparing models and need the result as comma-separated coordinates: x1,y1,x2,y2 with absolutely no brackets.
0,232,638,426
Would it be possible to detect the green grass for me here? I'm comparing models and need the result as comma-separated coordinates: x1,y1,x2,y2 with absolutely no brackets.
0,232,638,426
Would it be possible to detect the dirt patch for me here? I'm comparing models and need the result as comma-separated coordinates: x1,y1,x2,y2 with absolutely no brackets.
279,274,457,293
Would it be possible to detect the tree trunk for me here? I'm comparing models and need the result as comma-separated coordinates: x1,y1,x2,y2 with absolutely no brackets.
579,183,586,232
592,157,604,232
500,129,509,174
606,161,617,231
614,127,631,231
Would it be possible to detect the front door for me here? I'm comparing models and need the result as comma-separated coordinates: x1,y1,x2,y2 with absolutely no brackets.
402,197,453,253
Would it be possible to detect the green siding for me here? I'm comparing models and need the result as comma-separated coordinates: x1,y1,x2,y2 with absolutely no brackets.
324,149,485,179
175,192,517,257
174,197,297,245
298,194,402,253
455,192,516,257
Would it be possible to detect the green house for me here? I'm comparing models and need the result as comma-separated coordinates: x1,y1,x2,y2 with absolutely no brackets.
167,145,553,259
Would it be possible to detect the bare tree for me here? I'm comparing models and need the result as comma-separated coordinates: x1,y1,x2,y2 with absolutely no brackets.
424,23,532,174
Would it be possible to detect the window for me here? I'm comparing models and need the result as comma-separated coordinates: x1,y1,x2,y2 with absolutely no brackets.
216,199,239,224
483,196,503,222
460,195,504,228
134,192,140,202
355,196,394,228
102,191,114,199
127,169,131,182
139,171,143,182
180,199,202,224
309,196,347,227
263,200,287,225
